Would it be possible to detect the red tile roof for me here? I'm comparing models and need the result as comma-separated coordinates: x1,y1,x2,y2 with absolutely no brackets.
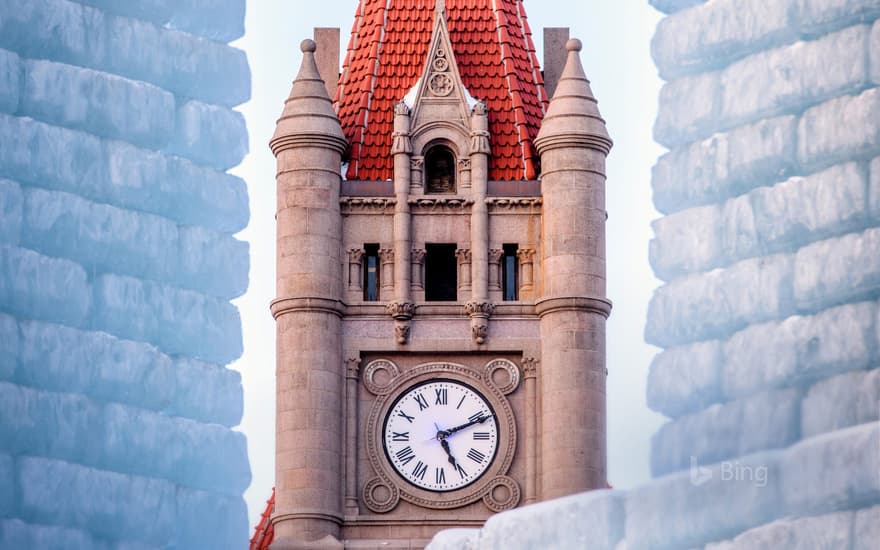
336,0,548,181
248,488,275,550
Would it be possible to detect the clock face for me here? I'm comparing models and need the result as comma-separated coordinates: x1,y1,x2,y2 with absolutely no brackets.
383,379,499,492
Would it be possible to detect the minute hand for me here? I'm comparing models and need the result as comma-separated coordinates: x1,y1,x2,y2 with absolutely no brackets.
442,414,492,437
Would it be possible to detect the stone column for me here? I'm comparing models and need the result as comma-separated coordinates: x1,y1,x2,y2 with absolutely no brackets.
488,248,503,292
411,248,426,291
456,248,472,293
388,102,415,342
534,39,613,500
348,248,364,293
522,357,539,504
517,248,536,294
269,39,348,548
343,357,361,516
410,157,424,194
467,102,493,343
379,248,395,297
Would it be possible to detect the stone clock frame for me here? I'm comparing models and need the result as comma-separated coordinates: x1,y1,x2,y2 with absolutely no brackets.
361,358,521,513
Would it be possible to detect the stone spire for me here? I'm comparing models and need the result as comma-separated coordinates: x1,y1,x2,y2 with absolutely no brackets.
270,39,347,156
535,39,612,155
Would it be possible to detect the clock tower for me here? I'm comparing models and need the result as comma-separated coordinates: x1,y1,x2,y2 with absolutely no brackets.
267,1,612,548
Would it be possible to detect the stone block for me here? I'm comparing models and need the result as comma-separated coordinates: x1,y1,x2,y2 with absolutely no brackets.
18,456,176,545
177,225,248,299
651,388,800,476
21,187,178,282
471,490,625,550
0,48,20,115
21,59,175,149
796,0,880,37
0,313,16,381
781,422,880,516
801,369,880,438
854,504,880,550
91,274,242,364
721,25,870,130
705,511,854,549
645,253,794,347
651,0,795,80
0,245,90,327
649,204,721,280
654,71,719,148
722,301,877,398
752,162,868,252
0,178,22,245
626,451,782,550
652,115,797,214
797,87,880,171
646,340,723,418
793,227,880,312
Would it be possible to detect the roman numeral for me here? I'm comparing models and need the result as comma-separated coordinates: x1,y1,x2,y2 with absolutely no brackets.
455,463,468,479
434,388,448,405
468,412,486,423
413,392,429,411
395,446,415,466
467,448,486,463
412,461,428,481
473,432,490,440
392,431,409,442
435,467,446,484
456,394,466,410
396,410,415,423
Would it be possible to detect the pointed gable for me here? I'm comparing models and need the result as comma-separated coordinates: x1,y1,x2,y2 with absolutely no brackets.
336,0,548,181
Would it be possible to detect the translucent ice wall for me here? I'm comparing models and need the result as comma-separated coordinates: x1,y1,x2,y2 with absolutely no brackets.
0,1,251,548
429,1,879,548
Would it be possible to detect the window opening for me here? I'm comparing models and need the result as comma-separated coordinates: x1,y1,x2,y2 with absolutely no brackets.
425,243,457,301
425,146,456,194
363,243,380,301
502,244,518,301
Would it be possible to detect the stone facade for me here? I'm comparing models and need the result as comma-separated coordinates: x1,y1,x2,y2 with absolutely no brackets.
269,2,612,547
428,0,880,548
0,1,251,548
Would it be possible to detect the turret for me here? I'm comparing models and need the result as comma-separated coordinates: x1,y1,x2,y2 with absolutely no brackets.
269,39,348,549
534,38,613,499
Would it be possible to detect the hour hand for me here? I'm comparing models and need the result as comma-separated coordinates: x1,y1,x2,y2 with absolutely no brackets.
440,436,457,467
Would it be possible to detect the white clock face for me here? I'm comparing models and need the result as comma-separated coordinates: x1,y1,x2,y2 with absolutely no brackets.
383,379,499,492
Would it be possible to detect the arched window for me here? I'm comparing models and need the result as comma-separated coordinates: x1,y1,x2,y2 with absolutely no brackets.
424,145,456,194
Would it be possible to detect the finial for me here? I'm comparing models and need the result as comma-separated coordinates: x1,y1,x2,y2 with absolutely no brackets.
566,38,582,52
435,0,446,15
301,39,316,53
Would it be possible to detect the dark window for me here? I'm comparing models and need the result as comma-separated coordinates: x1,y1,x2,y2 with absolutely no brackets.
363,243,380,301
425,146,456,194
425,243,457,301
502,244,518,301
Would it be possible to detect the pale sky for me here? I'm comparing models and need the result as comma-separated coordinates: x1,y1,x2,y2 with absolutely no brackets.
230,0,665,530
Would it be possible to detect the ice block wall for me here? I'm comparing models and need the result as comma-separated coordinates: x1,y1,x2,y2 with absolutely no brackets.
0,1,252,548
428,1,880,548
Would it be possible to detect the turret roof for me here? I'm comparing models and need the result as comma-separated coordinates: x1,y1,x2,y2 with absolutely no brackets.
335,0,548,181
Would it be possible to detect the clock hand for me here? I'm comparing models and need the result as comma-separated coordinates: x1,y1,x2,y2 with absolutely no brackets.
441,413,493,438
439,435,458,468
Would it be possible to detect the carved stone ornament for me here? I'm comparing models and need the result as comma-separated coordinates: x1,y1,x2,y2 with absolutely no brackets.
485,197,543,213
427,48,454,97
411,248,427,264
340,197,396,215
464,300,496,317
521,357,539,379
394,101,410,116
407,197,474,213
345,357,362,380
348,248,365,263
363,477,400,513
472,100,488,116
364,362,518,511
483,358,520,395
362,359,402,396
471,320,489,345
393,320,411,345
385,301,416,320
